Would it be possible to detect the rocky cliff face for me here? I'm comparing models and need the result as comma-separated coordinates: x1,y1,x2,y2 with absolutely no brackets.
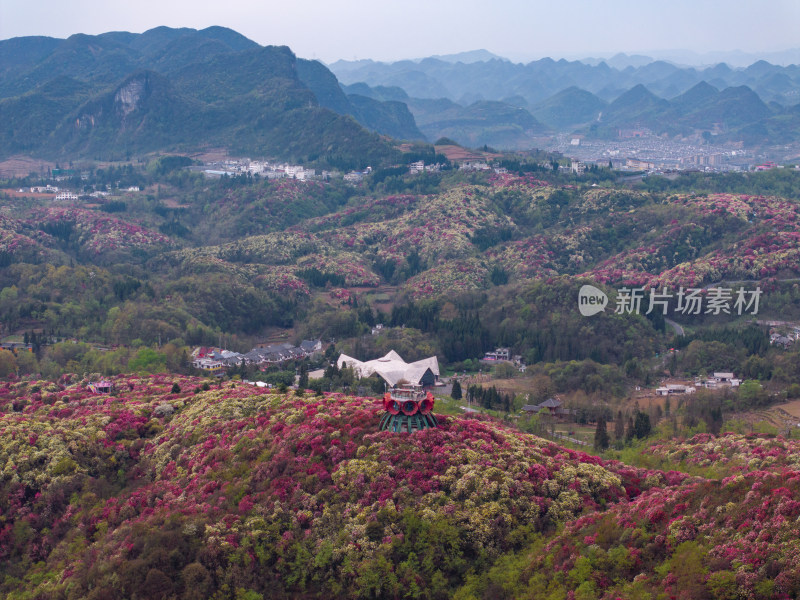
115,76,146,117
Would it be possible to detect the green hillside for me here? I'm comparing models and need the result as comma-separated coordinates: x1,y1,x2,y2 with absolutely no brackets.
531,86,607,130
0,29,413,166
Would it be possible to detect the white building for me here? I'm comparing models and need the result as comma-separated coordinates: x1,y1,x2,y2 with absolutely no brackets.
459,161,490,171
337,350,440,388
656,384,696,396
343,172,365,183
285,165,303,178
483,347,511,361
192,358,226,375
713,372,740,387
571,160,585,174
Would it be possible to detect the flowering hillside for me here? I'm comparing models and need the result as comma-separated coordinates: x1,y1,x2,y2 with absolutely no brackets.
404,258,491,298
5,378,800,599
456,433,800,600
1,375,674,599
29,207,175,256
581,192,800,288
295,186,515,275
647,432,800,475
0,214,59,263
147,177,800,308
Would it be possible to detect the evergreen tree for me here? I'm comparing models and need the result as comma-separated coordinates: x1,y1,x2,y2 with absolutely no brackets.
634,411,652,439
594,417,610,450
482,387,493,409
324,362,340,379
625,416,636,442
179,349,190,374
614,410,625,441
451,379,462,400
298,363,309,389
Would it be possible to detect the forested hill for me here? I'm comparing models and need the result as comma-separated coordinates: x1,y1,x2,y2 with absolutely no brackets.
2,161,800,373
0,27,422,167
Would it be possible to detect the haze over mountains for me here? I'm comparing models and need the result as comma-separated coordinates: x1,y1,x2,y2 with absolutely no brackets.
331,51,800,106
331,51,800,149
2,25,800,160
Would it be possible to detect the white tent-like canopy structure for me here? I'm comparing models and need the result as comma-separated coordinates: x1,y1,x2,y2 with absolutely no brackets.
337,350,440,388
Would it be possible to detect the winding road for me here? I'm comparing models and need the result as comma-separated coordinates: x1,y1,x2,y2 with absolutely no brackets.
664,317,685,336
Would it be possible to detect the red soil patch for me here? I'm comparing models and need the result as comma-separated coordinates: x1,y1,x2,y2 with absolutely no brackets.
434,145,502,162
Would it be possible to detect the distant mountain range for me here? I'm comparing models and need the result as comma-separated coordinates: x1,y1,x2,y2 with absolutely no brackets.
331,53,800,106
0,27,422,165
579,49,800,69
330,52,800,148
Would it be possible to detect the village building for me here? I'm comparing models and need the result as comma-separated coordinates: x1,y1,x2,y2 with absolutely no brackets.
625,158,655,171
87,380,113,394
695,372,741,389
234,339,323,367
459,161,490,171
55,191,79,201
299,339,323,355
192,357,227,376
343,171,366,183
521,397,570,416
483,347,511,361
656,383,696,396
770,329,797,347
0,342,34,353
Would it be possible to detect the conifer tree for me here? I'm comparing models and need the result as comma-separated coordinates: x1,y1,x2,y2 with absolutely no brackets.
634,411,652,439
614,410,625,441
298,363,309,389
625,416,636,442
594,417,610,450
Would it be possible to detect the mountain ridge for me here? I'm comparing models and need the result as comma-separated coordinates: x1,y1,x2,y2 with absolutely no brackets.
0,28,422,165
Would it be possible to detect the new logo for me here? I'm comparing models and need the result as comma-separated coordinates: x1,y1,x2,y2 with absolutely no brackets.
578,284,608,316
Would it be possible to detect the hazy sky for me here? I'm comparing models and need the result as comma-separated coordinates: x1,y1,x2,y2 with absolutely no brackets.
2,0,799,63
